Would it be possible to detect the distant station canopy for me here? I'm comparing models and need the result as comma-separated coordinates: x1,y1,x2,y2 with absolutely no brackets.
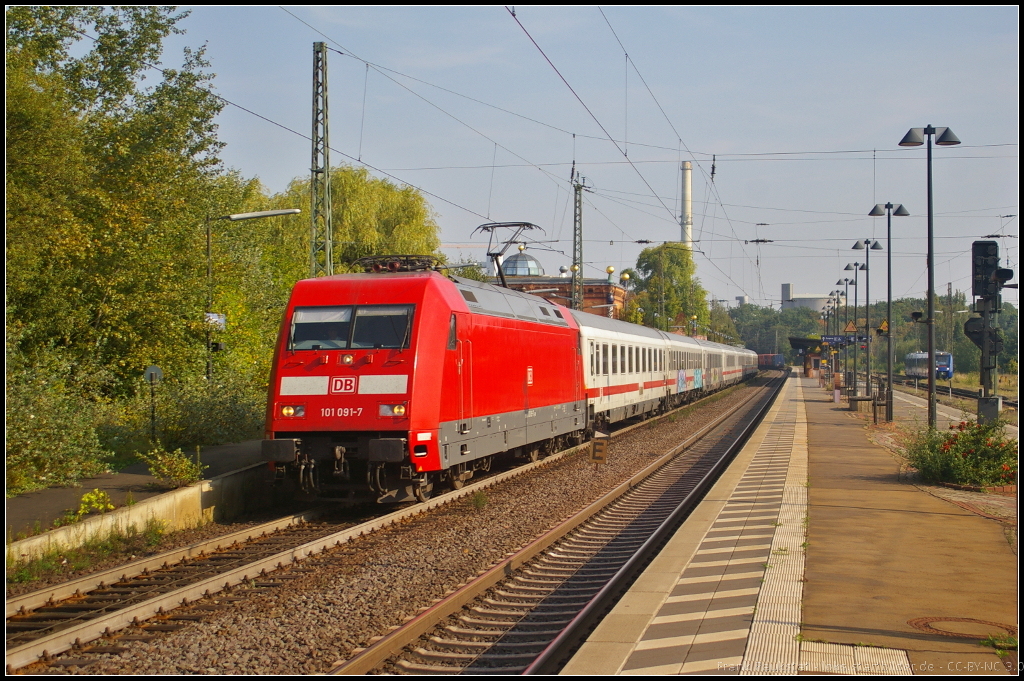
501,252,545,277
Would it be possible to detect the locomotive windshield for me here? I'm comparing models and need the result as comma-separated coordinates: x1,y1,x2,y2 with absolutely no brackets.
351,305,414,349
290,305,414,350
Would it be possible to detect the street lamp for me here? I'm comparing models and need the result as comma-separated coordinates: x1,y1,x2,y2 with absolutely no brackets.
206,208,301,380
899,125,960,428
869,202,910,420
843,263,866,395
836,278,852,385
852,240,883,397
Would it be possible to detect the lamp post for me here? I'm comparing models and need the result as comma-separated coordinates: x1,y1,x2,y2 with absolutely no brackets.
206,208,301,380
852,240,883,397
899,125,960,428
869,202,910,420
836,278,851,386
843,263,866,395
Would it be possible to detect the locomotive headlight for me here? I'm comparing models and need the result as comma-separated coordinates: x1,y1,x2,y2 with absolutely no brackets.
379,403,407,417
341,354,354,365
280,405,305,418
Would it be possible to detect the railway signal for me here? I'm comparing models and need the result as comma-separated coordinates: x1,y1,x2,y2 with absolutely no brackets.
967,240,1014,423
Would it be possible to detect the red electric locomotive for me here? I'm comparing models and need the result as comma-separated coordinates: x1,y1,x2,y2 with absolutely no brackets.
263,261,586,502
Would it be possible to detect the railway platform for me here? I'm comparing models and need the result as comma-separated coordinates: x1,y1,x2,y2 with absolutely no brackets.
563,374,1017,675
5,440,263,540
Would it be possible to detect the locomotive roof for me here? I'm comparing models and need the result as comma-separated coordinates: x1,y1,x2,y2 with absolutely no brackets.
449,276,755,356
450,275,572,328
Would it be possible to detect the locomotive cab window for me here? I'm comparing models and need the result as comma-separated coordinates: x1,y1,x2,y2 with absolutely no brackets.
290,306,352,350
351,305,414,349
290,304,414,350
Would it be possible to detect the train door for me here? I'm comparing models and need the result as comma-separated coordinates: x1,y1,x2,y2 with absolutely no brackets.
455,314,472,424
602,342,611,404
575,333,583,408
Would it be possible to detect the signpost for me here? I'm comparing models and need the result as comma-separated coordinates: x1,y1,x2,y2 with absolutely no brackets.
144,365,163,444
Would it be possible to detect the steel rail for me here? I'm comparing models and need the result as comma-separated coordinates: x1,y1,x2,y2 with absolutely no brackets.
6,510,322,619
6,376,758,672
330,372,785,675
526,372,786,673
893,374,1018,411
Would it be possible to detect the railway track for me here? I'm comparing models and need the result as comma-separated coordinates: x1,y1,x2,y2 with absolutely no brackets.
5,376,776,674
893,375,1018,410
332,371,787,675
835,372,1017,411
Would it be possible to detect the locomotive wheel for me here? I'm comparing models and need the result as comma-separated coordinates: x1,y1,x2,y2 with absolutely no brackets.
414,474,434,502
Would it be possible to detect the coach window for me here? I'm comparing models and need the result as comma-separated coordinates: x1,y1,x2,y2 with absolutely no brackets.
611,344,618,374
620,346,625,374
602,343,609,375
590,342,595,376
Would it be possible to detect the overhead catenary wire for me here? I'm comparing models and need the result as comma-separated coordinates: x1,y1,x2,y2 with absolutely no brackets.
505,6,678,223
67,27,496,224
74,13,1017,308
595,7,761,301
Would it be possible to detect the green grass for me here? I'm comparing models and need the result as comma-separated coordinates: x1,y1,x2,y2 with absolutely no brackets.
7,517,166,586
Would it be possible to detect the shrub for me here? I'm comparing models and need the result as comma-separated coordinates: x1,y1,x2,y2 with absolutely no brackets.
138,442,207,488
903,418,1017,487
5,345,111,496
101,373,265,456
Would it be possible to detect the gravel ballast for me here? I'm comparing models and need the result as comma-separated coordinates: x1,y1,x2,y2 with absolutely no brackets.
32,384,763,675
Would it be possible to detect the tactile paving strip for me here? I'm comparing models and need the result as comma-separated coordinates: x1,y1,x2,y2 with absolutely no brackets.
741,379,911,676
619,384,797,675
619,378,914,676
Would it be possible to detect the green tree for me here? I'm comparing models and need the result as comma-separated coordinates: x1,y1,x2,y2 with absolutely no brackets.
268,166,442,282
729,304,822,364
709,301,741,344
630,245,708,332
6,6,250,493
7,6,228,392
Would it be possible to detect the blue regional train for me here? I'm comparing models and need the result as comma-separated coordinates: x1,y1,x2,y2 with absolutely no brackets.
904,352,954,380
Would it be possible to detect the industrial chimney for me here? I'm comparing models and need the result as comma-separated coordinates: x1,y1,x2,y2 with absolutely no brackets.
681,161,692,247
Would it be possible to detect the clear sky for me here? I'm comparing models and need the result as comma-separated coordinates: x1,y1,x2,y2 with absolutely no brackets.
159,6,1018,310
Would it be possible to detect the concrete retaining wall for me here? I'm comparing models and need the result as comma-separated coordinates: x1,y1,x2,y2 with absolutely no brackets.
7,463,274,564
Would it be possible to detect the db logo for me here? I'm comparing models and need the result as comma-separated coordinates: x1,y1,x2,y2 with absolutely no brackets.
330,376,357,394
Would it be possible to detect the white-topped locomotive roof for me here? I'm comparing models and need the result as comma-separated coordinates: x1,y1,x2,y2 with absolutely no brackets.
451,275,568,327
